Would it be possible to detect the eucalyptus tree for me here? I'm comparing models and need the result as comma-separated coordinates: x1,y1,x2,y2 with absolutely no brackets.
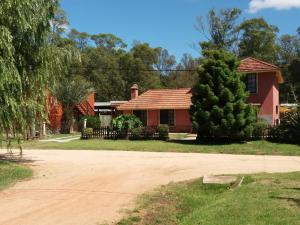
196,8,241,52
237,18,279,63
0,0,69,137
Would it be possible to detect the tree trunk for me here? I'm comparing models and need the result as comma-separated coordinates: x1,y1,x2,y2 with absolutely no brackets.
61,106,74,134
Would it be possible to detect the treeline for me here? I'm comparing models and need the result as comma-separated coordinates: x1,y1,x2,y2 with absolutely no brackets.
53,7,300,103
51,9,198,102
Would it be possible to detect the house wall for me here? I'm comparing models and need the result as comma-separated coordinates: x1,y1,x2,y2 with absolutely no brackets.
174,109,193,133
247,72,279,125
48,94,63,133
48,93,96,133
87,93,96,114
148,110,159,126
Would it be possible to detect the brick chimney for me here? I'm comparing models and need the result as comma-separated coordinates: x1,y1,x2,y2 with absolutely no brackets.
131,84,139,99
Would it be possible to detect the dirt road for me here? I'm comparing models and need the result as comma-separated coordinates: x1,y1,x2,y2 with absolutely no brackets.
1,150,300,225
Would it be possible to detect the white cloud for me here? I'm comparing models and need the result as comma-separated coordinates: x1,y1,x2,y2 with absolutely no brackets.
248,0,300,13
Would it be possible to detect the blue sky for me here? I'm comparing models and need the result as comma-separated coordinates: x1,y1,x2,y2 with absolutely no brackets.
61,0,300,60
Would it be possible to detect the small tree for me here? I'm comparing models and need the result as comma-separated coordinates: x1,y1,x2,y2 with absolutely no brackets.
190,50,256,141
53,76,94,134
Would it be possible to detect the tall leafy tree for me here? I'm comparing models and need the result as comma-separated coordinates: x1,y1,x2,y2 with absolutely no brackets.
119,42,162,95
237,18,279,63
50,8,69,44
154,47,176,77
0,0,67,136
166,54,199,88
190,50,256,141
82,47,126,101
53,76,94,133
277,34,300,103
196,8,241,51
68,29,90,50
91,33,127,50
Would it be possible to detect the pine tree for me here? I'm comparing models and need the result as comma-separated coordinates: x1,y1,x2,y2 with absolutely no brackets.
190,50,256,141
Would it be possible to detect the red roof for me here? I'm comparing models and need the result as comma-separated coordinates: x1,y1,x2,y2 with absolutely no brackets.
239,57,284,83
117,88,192,110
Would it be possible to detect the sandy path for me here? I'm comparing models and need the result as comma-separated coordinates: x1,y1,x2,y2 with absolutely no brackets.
0,150,300,225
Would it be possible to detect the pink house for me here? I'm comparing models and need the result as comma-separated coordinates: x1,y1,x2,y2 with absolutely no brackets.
117,57,284,133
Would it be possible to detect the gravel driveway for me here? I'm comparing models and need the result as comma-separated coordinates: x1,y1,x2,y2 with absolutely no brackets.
1,150,300,225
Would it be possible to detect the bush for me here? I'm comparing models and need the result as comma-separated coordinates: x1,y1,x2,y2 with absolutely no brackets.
82,128,93,139
144,126,156,139
252,119,269,139
157,125,169,140
131,127,145,140
269,109,300,144
112,115,143,133
79,116,101,130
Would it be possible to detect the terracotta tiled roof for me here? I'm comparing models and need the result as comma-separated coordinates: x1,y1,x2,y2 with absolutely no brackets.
117,88,192,110
239,57,284,83
239,57,278,72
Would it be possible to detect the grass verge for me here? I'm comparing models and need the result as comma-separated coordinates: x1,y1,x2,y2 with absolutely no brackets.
0,160,33,190
118,172,300,225
22,139,300,156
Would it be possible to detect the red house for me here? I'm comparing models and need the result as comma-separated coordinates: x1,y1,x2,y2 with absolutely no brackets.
117,58,284,133
48,93,95,133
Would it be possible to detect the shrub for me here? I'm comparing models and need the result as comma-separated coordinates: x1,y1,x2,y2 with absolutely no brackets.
82,128,93,139
252,119,269,139
157,125,169,140
144,126,156,139
112,115,143,133
131,127,145,140
269,108,300,144
79,116,101,130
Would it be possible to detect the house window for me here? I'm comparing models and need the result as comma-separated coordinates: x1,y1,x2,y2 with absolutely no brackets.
133,110,147,125
276,105,279,115
245,73,257,94
160,109,175,126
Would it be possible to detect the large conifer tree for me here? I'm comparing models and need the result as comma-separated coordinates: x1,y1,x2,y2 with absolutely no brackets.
190,50,256,141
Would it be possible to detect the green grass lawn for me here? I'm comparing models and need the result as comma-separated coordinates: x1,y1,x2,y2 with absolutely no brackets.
21,138,300,156
0,161,33,190
117,172,300,225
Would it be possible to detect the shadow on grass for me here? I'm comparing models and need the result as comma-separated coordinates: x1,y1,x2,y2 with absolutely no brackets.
0,153,37,164
272,196,300,207
168,139,244,146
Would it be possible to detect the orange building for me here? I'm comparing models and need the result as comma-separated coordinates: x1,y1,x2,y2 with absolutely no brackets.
48,93,95,133
117,57,284,133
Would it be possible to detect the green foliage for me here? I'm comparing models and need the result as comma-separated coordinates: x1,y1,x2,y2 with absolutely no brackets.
156,125,170,140
269,108,300,144
190,50,256,141
252,119,269,139
164,54,199,88
0,0,68,135
117,172,300,225
81,128,93,139
0,161,33,190
112,115,143,132
53,76,94,134
80,116,101,130
130,127,146,140
197,8,241,51
238,18,279,63
130,126,157,140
